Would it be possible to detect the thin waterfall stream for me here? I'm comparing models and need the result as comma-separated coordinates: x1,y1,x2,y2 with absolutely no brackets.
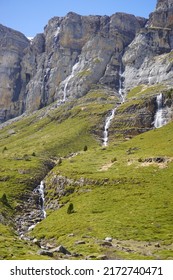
103,63,124,146
35,181,46,219
154,93,166,128
63,61,79,101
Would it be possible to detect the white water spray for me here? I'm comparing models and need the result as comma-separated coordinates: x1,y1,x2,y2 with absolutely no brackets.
154,93,166,128
63,61,79,101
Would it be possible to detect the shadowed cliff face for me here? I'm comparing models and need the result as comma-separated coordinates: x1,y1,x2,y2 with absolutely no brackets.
1,0,173,123
0,25,29,122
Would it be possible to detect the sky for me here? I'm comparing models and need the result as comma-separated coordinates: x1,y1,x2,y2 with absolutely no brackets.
0,0,157,37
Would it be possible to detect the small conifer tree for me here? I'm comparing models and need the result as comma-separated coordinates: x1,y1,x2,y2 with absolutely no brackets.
83,145,88,152
67,203,74,214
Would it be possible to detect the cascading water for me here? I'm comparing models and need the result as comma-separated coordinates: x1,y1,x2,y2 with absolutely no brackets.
103,63,124,146
154,93,166,128
37,181,46,219
63,61,79,101
16,180,47,236
103,109,116,147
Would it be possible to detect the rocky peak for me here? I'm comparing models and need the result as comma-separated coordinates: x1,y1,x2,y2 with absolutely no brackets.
148,0,173,28
122,0,173,91
156,0,173,10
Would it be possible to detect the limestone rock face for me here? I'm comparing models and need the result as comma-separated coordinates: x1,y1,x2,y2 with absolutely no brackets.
0,12,145,121
123,0,173,91
23,12,145,112
148,0,173,29
0,25,29,122
1,0,173,123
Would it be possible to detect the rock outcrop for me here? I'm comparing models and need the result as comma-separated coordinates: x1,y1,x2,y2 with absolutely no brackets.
123,0,173,91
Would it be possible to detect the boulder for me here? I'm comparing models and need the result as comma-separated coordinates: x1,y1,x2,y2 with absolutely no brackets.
50,245,71,255
38,250,53,257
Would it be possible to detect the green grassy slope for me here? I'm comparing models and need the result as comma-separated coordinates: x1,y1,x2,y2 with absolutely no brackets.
0,88,173,259
32,121,173,259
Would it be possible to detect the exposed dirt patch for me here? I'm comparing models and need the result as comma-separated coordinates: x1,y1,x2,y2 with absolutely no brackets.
99,162,115,171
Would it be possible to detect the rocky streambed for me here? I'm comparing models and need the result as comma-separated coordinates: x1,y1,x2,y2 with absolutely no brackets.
15,181,46,238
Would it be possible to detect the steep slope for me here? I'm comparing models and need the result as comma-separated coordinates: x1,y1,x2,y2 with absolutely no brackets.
0,85,173,259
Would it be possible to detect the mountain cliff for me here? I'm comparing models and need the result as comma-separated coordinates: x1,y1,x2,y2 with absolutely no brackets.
1,1,173,126
1,12,146,122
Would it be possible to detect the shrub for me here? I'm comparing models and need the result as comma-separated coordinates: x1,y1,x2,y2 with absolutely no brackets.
1,193,8,204
83,145,88,152
0,193,10,207
23,154,30,161
2,147,7,153
111,157,117,163
58,158,62,165
67,203,74,214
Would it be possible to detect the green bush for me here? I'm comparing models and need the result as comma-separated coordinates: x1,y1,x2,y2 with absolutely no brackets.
83,145,88,152
0,193,10,207
111,157,117,163
23,154,30,161
67,203,74,214
2,147,7,153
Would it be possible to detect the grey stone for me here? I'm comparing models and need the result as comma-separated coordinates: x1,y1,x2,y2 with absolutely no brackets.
75,240,86,245
105,237,113,242
50,245,71,255
38,250,53,257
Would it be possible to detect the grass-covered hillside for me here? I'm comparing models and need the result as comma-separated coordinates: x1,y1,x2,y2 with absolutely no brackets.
0,87,173,260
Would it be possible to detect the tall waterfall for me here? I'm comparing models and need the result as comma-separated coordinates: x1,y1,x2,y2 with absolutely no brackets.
103,63,124,146
63,61,79,101
154,93,166,128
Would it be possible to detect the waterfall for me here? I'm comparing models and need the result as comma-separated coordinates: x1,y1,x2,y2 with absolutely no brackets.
103,109,116,146
103,63,124,146
37,181,46,219
118,64,125,103
16,180,47,236
63,61,79,101
154,93,166,128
